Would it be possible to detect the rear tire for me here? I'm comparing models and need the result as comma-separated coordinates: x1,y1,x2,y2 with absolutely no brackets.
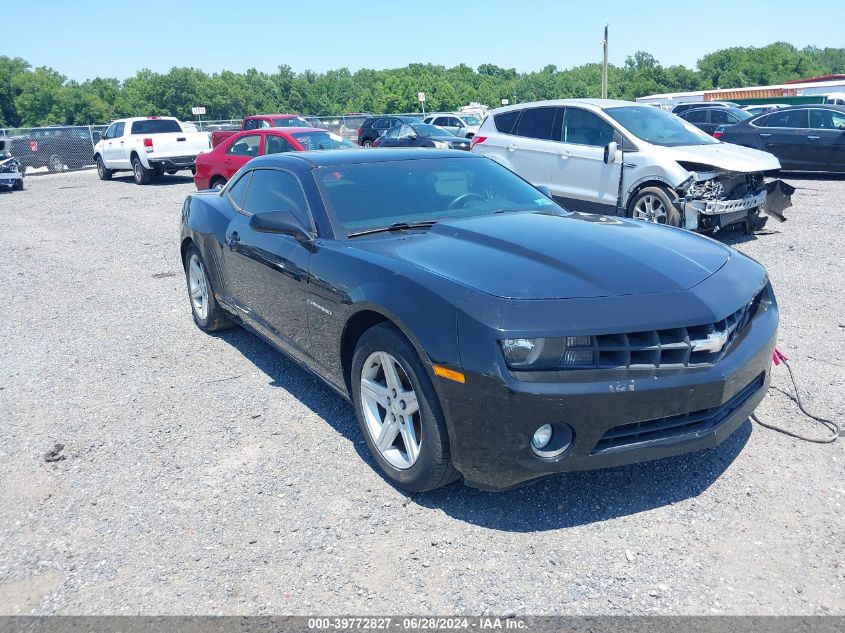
96,156,112,180
184,244,233,333
209,176,227,190
362,139,374,148
629,186,682,227
47,154,65,172
351,323,459,492
132,156,152,185
12,179,23,191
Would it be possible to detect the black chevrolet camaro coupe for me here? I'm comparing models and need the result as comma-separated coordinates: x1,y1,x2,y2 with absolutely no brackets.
180,149,778,492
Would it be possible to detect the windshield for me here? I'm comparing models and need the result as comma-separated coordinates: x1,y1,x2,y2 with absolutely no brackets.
130,119,182,134
273,117,311,127
291,131,355,150
727,107,753,121
605,106,719,146
460,116,481,126
412,124,452,137
316,157,562,236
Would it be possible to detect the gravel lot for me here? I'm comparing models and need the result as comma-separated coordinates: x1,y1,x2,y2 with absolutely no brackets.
0,169,843,616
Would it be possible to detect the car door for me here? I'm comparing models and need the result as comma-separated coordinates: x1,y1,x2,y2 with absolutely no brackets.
552,106,621,214
263,133,297,155
222,168,313,354
807,108,845,171
752,108,809,169
105,122,129,167
222,134,262,179
378,126,402,147
499,106,558,192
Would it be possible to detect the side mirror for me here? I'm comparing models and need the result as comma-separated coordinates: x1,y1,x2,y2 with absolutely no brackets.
535,185,552,198
249,210,311,242
92,131,102,143
603,141,619,164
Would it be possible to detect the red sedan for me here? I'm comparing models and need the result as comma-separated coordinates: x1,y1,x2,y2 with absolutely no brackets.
194,127,354,190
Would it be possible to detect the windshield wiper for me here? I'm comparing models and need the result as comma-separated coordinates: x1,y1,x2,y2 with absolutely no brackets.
347,220,439,238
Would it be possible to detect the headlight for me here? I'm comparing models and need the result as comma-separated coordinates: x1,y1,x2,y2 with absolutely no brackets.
499,336,596,370
431,140,449,149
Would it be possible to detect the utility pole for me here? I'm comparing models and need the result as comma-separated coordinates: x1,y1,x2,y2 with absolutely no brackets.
601,24,609,99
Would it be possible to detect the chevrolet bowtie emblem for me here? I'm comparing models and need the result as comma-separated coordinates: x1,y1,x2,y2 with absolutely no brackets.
691,329,730,353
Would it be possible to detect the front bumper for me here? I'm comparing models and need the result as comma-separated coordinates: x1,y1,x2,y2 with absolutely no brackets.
682,190,767,230
0,172,23,186
440,295,777,491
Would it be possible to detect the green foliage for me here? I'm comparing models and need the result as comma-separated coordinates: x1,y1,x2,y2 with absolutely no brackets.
0,43,843,127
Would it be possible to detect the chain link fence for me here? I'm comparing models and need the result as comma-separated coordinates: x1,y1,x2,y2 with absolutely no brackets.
0,113,429,176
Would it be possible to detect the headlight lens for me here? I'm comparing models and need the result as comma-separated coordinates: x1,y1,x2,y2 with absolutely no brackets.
499,336,596,370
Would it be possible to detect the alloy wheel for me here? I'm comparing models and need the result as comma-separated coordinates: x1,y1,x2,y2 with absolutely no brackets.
49,155,64,172
187,254,209,321
633,194,667,223
134,162,144,182
360,351,421,470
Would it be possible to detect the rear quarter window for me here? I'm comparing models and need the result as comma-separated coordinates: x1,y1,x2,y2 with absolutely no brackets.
493,110,520,134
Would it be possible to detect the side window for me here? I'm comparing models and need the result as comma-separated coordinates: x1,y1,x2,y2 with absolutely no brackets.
242,169,312,229
244,119,261,130
447,117,462,127
265,135,296,154
494,110,520,135
683,109,708,123
103,123,117,140
433,117,447,126
753,114,770,127
227,134,261,157
765,109,808,129
515,107,557,140
385,126,401,139
710,109,732,124
227,171,252,209
561,108,615,147
809,109,845,130
372,118,388,129
113,122,125,138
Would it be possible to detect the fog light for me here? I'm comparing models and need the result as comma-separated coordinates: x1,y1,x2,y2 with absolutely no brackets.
532,424,553,450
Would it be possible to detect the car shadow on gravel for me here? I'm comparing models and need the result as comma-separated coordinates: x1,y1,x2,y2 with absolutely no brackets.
110,174,195,187
214,327,374,463
416,421,752,531
216,326,752,531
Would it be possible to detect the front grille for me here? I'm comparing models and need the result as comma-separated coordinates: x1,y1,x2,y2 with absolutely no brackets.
592,373,765,454
562,289,764,370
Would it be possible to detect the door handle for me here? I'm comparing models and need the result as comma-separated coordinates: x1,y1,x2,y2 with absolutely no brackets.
227,231,240,247
120,141,124,145
559,151,570,159
759,133,771,138
507,144,518,152
807,135,820,141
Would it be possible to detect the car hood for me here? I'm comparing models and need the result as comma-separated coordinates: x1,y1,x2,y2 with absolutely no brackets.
351,212,732,299
656,142,781,172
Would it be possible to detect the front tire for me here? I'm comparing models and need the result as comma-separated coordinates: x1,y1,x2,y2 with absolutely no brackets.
629,186,682,227
351,323,459,492
96,156,112,180
12,179,23,191
209,176,227,190
362,139,374,148
132,156,152,185
184,244,233,333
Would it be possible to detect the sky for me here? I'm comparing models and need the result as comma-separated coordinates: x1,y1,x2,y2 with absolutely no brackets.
4,0,844,81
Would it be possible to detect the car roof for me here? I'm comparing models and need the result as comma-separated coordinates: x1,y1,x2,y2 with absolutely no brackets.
245,147,479,168
245,114,302,119
488,98,639,115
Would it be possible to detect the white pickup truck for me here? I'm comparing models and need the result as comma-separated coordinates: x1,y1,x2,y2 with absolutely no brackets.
93,117,211,185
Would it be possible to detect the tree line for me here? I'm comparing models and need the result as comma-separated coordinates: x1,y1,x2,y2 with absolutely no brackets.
1,42,843,128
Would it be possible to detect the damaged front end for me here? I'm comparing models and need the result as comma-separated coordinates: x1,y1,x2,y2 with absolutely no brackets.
675,162,793,233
